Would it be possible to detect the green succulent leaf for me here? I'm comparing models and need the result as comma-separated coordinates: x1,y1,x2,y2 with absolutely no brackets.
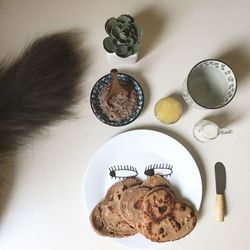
116,39,125,45
111,25,122,40
117,49,133,58
121,22,131,29
128,37,135,45
134,23,143,40
126,37,134,45
103,37,115,53
131,42,141,54
119,31,129,40
120,23,131,34
104,14,143,57
105,17,119,35
117,14,134,23
115,45,128,57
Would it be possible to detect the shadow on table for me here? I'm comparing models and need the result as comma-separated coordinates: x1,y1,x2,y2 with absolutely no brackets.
0,156,17,222
134,6,168,60
217,42,250,88
204,110,243,129
122,124,207,218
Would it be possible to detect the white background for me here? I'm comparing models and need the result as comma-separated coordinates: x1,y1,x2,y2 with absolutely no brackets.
0,1,250,250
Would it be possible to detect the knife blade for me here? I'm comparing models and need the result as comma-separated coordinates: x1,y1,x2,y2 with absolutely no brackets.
215,162,226,222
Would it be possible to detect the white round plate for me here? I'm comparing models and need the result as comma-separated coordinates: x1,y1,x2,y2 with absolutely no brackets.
83,129,202,249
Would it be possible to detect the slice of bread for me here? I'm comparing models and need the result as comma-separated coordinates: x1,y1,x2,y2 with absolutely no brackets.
89,175,197,242
90,200,118,237
139,186,197,242
89,178,140,237
119,185,150,229
141,174,170,188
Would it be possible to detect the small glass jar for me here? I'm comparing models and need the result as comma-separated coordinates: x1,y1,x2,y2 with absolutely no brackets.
193,119,232,143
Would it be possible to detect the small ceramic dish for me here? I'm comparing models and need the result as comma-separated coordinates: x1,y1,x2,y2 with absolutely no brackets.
90,72,144,126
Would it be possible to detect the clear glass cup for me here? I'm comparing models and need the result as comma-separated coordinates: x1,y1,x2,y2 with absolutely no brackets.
193,119,232,143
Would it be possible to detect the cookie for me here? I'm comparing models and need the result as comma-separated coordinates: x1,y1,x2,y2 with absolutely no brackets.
142,174,170,188
90,175,197,242
139,187,197,242
101,178,140,236
89,200,118,237
119,186,150,229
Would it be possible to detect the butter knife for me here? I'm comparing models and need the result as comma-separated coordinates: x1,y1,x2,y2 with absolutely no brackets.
215,162,226,222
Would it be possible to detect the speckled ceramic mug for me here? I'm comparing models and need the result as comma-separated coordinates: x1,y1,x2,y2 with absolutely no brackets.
183,59,237,109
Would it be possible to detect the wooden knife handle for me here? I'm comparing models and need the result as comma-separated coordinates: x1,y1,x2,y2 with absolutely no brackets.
216,194,224,222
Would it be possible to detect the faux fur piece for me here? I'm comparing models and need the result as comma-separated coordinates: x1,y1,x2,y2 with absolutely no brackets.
0,30,85,160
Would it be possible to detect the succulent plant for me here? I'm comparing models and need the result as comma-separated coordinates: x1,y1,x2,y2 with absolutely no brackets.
103,14,143,58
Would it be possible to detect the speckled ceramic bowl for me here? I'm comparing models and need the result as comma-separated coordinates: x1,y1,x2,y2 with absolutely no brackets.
90,72,144,126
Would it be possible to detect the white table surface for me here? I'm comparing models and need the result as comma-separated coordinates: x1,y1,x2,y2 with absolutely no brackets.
0,0,250,250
